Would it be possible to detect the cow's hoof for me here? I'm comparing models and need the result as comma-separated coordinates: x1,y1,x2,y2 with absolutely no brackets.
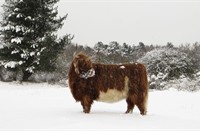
140,111,147,115
83,110,90,114
125,110,133,114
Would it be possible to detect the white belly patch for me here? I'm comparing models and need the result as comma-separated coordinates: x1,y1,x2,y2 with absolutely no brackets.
97,76,129,103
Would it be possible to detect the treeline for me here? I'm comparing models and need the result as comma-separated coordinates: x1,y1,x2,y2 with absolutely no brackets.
55,41,200,80
1,41,200,90
60,41,200,91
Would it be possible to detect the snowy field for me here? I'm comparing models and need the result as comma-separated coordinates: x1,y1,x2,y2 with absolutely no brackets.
0,82,200,130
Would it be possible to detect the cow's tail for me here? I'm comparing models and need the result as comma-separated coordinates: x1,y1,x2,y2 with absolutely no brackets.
141,64,148,115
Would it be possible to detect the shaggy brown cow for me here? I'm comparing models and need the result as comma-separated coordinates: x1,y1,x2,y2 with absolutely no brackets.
68,52,148,115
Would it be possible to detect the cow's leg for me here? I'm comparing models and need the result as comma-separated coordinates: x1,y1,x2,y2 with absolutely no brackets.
137,93,147,115
125,97,135,114
137,104,147,115
81,95,93,113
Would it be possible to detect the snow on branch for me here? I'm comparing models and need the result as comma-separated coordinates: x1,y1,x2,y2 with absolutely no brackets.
26,66,35,73
16,13,23,18
14,8,20,12
11,49,20,54
4,61,18,68
3,25,15,31
11,37,23,44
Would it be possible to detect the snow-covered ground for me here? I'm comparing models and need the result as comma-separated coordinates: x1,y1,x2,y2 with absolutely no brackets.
0,82,200,130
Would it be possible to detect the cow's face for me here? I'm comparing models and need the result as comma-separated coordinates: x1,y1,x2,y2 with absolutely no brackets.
73,52,93,76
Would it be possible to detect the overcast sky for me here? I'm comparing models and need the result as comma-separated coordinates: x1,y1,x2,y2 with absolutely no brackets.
1,0,200,47
57,0,200,47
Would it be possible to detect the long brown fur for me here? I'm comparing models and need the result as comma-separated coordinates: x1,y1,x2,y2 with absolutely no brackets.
68,52,148,115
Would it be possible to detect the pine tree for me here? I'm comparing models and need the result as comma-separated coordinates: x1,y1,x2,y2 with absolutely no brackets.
106,41,122,63
107,41,121,55
0,0,69,80
94,41,109,63
121,43,132,57
94,41,105,53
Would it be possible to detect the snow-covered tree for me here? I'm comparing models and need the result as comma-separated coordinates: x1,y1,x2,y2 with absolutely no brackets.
138,48,195,80
121,43,132,57
107,41,121,55
94,41,107,54
106,41,122,63
93,42,109,63
0,0,69,80
180,42,200,73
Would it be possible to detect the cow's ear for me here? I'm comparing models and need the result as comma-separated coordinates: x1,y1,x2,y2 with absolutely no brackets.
74,52,81,59
73,52,77,58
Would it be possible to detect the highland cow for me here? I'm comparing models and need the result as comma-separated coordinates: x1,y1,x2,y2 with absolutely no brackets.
68,52,148,115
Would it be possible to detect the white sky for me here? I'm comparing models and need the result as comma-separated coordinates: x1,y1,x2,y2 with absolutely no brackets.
1,0,200,47
57,0,200,47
